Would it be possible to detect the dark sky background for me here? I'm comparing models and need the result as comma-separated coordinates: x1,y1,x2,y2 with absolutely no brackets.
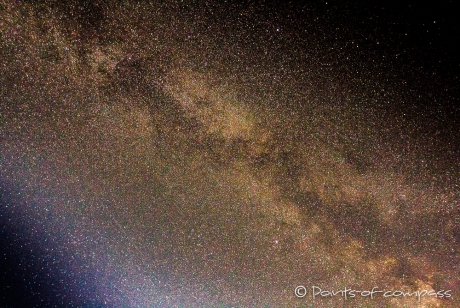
1,1,459,307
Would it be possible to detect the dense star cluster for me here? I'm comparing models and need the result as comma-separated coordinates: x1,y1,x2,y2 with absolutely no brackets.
1,1,459,307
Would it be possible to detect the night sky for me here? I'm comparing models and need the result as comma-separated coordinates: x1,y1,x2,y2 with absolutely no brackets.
1,1,459,307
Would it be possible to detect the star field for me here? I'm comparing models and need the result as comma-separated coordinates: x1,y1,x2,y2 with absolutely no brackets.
1,1,459,307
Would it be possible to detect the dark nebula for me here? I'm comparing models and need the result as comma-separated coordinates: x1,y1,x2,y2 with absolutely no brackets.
1,1,459,307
